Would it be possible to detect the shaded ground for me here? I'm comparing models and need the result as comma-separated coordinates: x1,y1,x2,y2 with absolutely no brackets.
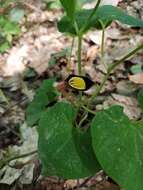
0,0,143,189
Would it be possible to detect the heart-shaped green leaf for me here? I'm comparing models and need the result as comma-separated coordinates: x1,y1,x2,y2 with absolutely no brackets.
26,79,59,126
38,102,101,179
94,5,143,28
91,106,143,190
60,0,77,21
58,5,143,35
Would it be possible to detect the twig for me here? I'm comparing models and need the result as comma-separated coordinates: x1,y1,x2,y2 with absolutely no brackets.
0,150,37,169
20,1,42,13
3,125,21,139
79,177,92,188
73,177,92,189
2,96,28,117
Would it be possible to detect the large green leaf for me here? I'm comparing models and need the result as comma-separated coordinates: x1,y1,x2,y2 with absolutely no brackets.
138,88,143,111
94,5,143,28
91,106,143,190
60,0,77,21
38,102,101,179
58,5,143,35
26,79,59,126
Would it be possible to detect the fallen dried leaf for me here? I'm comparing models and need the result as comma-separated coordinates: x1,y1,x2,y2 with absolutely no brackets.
28,31,67,74
64,179,77,189
88,31,107,46
2,45,29,77
129,73,143,84
101,0,122,6
103,94,141,119
86,45,98,62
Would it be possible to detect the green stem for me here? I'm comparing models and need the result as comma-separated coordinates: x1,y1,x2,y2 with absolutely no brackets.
78,112,88,128
90,43,143,102
90,73,109,102
108,43,143,72
101,28,105,59
80,0,101,34
82,105,96,115
77,35,82,75
77,35,83,102
67,37,75,71
0,150,37,169
100,21,105,66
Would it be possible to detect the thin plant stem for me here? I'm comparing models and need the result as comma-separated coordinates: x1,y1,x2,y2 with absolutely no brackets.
77,35,82,75
77,35,83,101
82,105,96,115
75,0,100,109
89,72,109,103
67,37,75,71
100,20,106,67
89,43,143,103
80,0,101,34
0,150,37,169
78,112,88,128
20,1,42,13
108,43,143,72
101,28,105,60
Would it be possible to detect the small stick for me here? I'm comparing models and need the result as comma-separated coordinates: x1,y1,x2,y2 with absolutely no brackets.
76,179,80,190
20,1,42,13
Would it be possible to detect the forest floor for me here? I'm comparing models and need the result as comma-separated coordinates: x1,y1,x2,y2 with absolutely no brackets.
0,0,143,189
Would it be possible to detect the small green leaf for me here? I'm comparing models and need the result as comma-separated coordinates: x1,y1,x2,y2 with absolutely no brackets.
26,79,59,126
0,41,10,52
130,64,143,74
138,88,143,111
0,16,21,35
38,102,101,179
0,16,21,52
60,0,77,21
3,21,20,35
58,5,143,35
9,8,25,23
91,106,143,190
